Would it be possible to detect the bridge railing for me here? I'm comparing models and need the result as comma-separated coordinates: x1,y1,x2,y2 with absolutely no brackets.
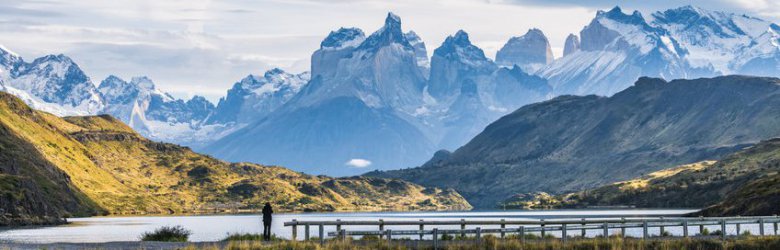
283,216,780,246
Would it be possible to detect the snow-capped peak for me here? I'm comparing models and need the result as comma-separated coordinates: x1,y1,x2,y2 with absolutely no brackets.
236,68,309,97
0,44,19,58
320,27,365,50
357,12,411,50
0,44,22,68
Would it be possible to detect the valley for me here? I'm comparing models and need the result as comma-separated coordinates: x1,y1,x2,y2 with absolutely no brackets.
0,92,470,226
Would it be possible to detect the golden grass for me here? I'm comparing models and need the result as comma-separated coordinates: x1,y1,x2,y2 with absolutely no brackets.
617,161,716,191
176,236,780,250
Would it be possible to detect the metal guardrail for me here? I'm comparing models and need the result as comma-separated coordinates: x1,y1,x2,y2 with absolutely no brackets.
284,216,780,246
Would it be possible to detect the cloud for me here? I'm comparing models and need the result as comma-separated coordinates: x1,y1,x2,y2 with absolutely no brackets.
499,0,780,21
345,159,372,168
3,0,778,104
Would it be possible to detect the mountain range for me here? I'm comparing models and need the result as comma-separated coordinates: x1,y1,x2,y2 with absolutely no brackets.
1,6,780,176
370,75,780,208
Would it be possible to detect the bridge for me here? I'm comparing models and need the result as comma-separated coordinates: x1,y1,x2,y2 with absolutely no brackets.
283,215,780,247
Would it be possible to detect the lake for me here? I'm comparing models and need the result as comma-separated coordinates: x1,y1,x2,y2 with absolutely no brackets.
0,209,703,243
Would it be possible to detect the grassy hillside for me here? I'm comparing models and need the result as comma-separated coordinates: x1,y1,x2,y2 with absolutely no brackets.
0,92,470,225
553,138,780,216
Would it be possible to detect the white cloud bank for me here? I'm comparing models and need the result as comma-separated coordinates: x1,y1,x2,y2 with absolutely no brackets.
346,159,372,168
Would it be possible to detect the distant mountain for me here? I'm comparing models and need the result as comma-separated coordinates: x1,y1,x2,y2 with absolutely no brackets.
203,16,552,176
205,13,435,176
539,6,780,96
369,76,780,208
207,69,310,125
3,6,780,178
496,28,554,72
0,91,470,226
0,46,103,116
539,7,711,96
563,34,580,57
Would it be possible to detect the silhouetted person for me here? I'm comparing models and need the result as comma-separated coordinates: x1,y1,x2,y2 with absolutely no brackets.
262,202,273,241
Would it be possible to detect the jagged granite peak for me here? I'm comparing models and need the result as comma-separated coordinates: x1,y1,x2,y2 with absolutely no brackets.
563,34,580,57
320,27,366,49
311,28,365,79
405,31,430,70
357,12,412,51
495,28,554,72
428,30,496,99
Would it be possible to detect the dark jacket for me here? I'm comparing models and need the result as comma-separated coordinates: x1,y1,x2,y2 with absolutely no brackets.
262,204,273,222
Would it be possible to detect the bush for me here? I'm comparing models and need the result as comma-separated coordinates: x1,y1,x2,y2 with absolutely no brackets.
141,225,191,242
441,232,454,241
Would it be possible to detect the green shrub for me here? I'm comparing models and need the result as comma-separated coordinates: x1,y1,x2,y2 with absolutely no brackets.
441,232,454,241
141,225,191,242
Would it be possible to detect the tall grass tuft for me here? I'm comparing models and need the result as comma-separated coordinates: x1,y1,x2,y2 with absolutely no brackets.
140,225,192,242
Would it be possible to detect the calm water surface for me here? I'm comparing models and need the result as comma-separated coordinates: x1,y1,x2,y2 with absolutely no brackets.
0,209,703,243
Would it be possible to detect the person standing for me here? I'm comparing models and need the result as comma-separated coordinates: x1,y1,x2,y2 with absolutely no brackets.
262,202,273,241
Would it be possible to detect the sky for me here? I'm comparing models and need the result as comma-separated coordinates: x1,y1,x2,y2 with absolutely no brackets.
2,0,779,102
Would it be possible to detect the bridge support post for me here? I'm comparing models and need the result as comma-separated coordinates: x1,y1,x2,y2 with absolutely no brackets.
562,223,567,245
419,219,424,240
319,223,324,246
721,220,727,241
643,220,648,239
603,222,609,240
475,227,482,246
379,219,384,240
460,219,466,238
500,219,506,238
291,219,297,241
621,218,626,238
433,228,439,250
683,221,689,238
760,219,765,236
304,224,310,241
